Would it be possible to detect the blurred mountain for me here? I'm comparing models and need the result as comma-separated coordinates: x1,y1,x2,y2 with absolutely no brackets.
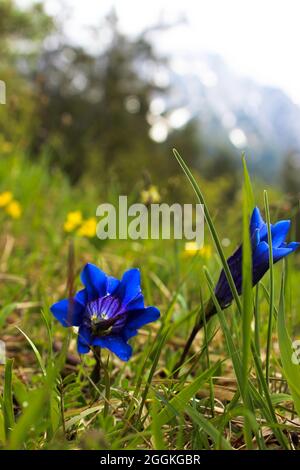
166,53,300,180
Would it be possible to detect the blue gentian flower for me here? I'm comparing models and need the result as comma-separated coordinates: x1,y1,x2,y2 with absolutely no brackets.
215,207,299,309
50,263,160,361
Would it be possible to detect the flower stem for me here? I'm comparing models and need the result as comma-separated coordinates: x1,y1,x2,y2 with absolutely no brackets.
91,346,101,384
173,299,216,378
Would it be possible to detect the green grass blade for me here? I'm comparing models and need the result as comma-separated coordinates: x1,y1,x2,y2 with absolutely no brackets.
242,153,255,210
185,404,232,450
204,267,243,386
3,358,15,438
154,361,220,428
241,155,254,448
150,392,166,450
254,285,261,362
264,190,274,385
137,329,169,421
16,326,46,377
250,343,289,448
8,363,58,449
173,148,242,315
0,304,18,330
277,272,300,417
0,406,5,446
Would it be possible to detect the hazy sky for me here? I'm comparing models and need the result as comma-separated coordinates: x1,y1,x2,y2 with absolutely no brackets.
20,0,300,104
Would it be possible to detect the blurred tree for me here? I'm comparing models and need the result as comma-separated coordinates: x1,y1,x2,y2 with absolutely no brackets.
34,12,168,187
0,0,52,60
165,118,204,173
204,146,240,202
1,2,235,206
0,0,53,153
163,129,239,203
282,152,300,196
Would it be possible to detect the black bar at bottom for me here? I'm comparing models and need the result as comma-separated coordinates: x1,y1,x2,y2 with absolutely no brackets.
0,450,299,465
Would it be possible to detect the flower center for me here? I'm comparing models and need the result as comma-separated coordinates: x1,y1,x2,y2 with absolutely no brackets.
90,312,107,324
84,295,126,336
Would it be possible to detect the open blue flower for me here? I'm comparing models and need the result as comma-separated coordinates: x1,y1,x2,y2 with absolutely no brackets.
50,264,160,361
215,207,299,309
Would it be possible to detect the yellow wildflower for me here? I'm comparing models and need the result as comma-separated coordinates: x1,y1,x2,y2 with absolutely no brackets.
185,242,212,258
77,217,97,238
64,210,83,232
5,200,22,219
141,185,161,204
0,191,13,207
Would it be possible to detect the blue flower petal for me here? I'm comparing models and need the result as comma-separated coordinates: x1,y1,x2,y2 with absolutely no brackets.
250,207,265,233
271,220,290,248
273,248,290,263
126,293,145,311
215,245,242,307
250,207,269,241
259,224,270,242
215,208,298,310
80,263,108,300
286,241,300,252
273,242,300,263
252,241,270,285
126,306,160,330
75,288,88,306
93,335,132,361
115,268,142,307
77,325,92,354
107,276,120,294
253,240,269,261
50,298,84,327
122,327,138,341
251,228,260,249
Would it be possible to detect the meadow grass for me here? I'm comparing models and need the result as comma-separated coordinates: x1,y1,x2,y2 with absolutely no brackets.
0,152,300,450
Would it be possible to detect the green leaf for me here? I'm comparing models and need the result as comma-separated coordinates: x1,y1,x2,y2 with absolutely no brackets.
241,155,254,448
172,148,242,315
264,190,275,385
150,392,166,450
8,364,57,449
16,326,46,376
3,358,14,438
154,361,220,428
12,374,29,407
0,408,5,446
65,405,104,430
242,154,255,210
277,274,300,417
0,303,18,330
185,404,232,450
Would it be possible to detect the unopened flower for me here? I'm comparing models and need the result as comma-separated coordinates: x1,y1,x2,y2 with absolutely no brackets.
50,264,160,360
215,207,299,309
